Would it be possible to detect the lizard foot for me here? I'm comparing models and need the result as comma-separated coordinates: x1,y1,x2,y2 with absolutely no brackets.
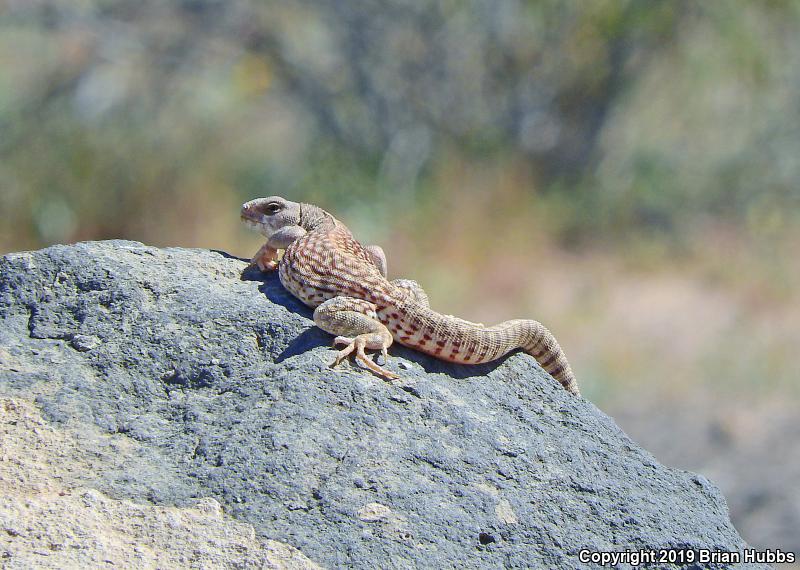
251,243,279,271
331,335,399,380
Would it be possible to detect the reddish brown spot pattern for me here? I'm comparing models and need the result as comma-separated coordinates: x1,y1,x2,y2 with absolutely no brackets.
423,334,432,341
400,335,410,342
436,340,446,347
434,348,442,355
390,313,399,319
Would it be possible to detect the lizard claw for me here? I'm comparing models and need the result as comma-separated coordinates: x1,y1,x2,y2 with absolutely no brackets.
330,335,399,380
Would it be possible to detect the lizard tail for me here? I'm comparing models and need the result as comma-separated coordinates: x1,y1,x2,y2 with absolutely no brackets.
386,302,580,396
518,320,580,396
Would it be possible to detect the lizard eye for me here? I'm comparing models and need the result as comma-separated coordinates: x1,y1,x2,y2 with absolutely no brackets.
264,202,283,215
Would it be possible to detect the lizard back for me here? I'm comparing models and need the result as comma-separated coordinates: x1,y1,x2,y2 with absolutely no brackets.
279,222,394,308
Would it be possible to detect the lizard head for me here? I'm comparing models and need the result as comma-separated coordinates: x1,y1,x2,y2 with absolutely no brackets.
240,196,301,238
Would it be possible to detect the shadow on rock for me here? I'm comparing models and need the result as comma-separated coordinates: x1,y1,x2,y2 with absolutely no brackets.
241,262,521,380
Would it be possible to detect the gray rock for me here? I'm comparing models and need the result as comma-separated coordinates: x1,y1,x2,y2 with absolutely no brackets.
0,241,766,569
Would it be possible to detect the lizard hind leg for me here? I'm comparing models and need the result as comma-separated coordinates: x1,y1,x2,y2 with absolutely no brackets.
390,279,430,306
363,245,388,277
313,296,399,380
390,279,484,327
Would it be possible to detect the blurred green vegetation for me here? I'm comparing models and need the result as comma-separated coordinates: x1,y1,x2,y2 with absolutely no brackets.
2,0,799,398
2,0,799,392
2,0,800,254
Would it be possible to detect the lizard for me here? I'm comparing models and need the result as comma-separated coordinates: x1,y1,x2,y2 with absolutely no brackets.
241,196,580,396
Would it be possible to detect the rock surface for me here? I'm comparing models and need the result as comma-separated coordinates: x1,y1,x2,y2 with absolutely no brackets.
0,241,764,569
0,398,320,570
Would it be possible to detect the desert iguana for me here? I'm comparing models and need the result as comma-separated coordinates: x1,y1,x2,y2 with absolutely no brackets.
241,197,580,395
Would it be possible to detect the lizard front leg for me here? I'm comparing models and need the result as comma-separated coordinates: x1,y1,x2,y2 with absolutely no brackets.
251,226,307,271
251,243,280,271
313,296,398,380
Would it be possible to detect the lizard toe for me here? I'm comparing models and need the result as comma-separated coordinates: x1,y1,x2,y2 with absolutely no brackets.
328,334,399,380
331,342,356,367
356,353,399,380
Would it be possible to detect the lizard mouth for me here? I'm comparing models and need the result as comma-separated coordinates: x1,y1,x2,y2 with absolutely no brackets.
240,213,263,227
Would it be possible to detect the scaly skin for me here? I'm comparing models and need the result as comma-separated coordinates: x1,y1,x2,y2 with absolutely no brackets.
241,196,580,396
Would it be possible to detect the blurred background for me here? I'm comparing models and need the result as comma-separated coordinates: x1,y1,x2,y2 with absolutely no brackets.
1,0,798,556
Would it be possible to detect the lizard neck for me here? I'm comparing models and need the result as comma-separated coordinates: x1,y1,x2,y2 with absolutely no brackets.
299,203,336,232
